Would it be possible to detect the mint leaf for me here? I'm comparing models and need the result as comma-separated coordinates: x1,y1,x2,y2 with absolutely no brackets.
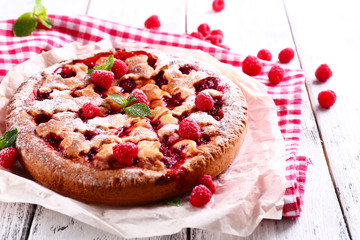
108,94,151,117
88,55,115,74
167,198,181,207
38,15,52,29
126,95,136,106
108,94,128,108
13,12,38,37
0,129,18,150
33,0,46,16
124,103,151,117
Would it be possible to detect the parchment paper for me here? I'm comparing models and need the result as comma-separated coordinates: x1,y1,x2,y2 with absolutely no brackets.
0,41,286,238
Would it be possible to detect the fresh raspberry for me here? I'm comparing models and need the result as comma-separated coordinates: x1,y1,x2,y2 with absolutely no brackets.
190,184,212,207
144,15,161,30
318,90,336,108
199,175,216,193
257,49,272,61
130,89,150,106
91,70,114,90
242,55,262,76
195,92,214,111
82,102,101,119
210,29,224,38
197,23,211,37
0,147,18,169
278,48,295,63
178,117,201,141
190,32,203,40
112,59,128,79
212,0,225,12
113,142,139,166
268,65,285,84
315,64,332,82
205,34,223,45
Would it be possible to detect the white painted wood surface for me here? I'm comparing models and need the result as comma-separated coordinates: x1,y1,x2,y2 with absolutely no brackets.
0,0,358,239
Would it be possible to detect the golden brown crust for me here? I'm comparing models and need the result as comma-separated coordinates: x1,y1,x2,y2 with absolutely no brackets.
6,47,248,205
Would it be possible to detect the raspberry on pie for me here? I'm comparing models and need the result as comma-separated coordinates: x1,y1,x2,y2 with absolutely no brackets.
6,47,248,205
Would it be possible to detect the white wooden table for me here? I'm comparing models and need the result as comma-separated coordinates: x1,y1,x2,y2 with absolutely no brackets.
1,0,358,239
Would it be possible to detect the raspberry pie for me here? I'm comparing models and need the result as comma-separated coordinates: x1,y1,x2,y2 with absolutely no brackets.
6,47,248,205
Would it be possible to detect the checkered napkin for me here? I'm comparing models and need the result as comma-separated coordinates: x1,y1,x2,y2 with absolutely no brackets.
0,14,310,217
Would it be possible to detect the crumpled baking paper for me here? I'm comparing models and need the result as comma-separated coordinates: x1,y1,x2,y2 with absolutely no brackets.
0,41,285,238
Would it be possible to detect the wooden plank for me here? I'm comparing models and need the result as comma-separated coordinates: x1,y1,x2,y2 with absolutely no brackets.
0,202,36,240
28,206,187,240
0,0,89,20
87,0,186,34
187,0,349,238
284,0,360,238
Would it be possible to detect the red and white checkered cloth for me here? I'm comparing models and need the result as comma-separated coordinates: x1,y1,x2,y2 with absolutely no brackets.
0,15,310,217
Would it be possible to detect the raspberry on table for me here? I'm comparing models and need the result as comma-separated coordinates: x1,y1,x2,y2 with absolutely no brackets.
113,142,139,166
131,89,150,106
268,65,285,84
195,92,214,111
278,48,295,63
198,175,216,193
210,29,224,38
318,90,337,108
212,0,225,12
257,49,272,61
0,147,18,169
315,64,332,82
242,55,262,76
205,34,223,45
197,23,211,37
112,59,128,79
144,15,161,30
179,117,201,141
190,32,204,40
81,102,101,119
91,70,114,90
190,184,212,207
